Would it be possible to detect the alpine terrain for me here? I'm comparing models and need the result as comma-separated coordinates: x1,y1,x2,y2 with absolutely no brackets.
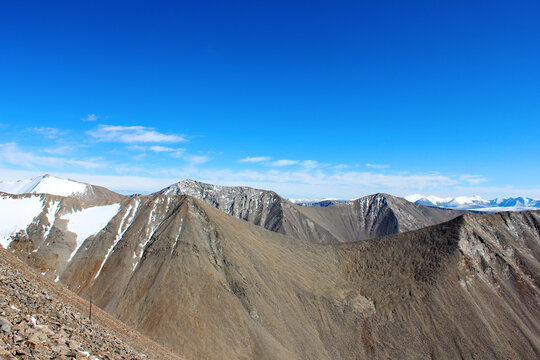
0,175,538,359
156,179,463,243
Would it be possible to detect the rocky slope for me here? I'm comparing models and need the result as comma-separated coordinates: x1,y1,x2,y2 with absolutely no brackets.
156,180,462,243
0,246,182,360
336,210,540,359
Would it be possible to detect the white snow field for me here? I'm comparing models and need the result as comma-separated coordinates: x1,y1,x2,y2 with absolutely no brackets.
61,203,121,261
0,196,43,248
0,175,87,197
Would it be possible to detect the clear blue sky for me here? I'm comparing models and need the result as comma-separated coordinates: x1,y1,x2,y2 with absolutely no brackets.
0,0,539,198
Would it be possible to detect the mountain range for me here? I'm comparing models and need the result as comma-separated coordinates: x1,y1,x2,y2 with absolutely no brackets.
292,194,540,212
0,174,538,359
405,194,540,212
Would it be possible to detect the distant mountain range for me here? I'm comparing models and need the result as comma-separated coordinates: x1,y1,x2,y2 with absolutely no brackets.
291,194,540,212
405,194,540,212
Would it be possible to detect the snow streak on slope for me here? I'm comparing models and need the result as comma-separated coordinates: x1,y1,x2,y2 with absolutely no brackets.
94,200,140,279
0,175,87,197
61,204,121,261
0,196,43,248
42,200,60,241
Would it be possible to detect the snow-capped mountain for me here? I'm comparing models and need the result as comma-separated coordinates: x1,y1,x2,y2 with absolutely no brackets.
0,174,124,202
405,194,540,212
0,174,87,197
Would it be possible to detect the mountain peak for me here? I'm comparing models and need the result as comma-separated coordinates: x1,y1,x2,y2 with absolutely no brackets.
0,174,87,197
0,174,124,201
156,178,277,197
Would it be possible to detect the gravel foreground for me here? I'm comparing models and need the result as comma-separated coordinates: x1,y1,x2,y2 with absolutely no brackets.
0,247,182,360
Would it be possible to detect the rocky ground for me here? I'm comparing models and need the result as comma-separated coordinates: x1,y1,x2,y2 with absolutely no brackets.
0,247,182,360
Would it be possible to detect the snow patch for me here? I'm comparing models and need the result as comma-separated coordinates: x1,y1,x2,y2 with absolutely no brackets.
0,175,87,197
94,200,140,279
0,196,43,248
61,203,120,261
171,218,183,255
42,200,60,240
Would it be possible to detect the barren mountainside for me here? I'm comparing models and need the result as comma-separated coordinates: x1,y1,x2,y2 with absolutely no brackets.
0,179,538,359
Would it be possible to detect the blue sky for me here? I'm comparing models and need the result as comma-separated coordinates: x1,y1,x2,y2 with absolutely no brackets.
0,1,539,198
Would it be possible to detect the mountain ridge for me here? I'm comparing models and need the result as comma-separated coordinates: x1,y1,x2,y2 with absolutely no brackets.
0,174,124,202
155,180,463,243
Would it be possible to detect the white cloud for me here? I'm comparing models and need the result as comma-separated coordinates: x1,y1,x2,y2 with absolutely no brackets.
87,125,186,143
32,127,67,139
126,145,147,151
0,142,106,170
238,156,271,163
1,162,526,199
459,174,488,185
300,160,318,168
149,146,173,152
44,146,74,155
81,114,98,122
0,141,511,199
366,163,389,169
271,159,299,167
149,146,185,158
185,155,211,165
65,159,106,170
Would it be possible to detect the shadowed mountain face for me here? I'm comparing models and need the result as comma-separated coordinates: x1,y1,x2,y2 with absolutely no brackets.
297,193,464,242
156,180,463,243
3,190,538,359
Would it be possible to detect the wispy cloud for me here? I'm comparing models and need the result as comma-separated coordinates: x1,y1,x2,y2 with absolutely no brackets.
366,163,389,169
65,159,105,169
185,155,211,165
300,160,318,168
459,174,488,185
81,114,98,122
43,145,74,155
0,142,106,170
32,127,68,139
271,159,299,167
87,125,186,143
149,146,185,158
238,156,271,163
